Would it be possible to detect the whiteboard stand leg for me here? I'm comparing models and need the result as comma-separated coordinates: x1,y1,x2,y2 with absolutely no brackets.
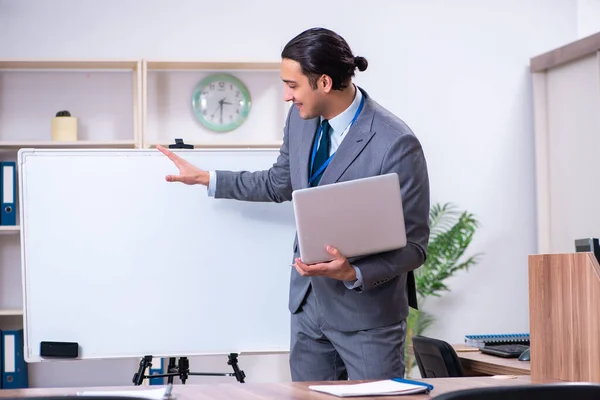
132,355,154,386
227,353,246,383
132,353,246,385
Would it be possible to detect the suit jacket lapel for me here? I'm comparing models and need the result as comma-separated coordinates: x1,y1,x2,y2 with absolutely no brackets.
319,95,376,185
299,117,319,189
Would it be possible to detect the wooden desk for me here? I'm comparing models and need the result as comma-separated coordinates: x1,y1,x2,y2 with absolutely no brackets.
453,344,531,376
0,376,550,400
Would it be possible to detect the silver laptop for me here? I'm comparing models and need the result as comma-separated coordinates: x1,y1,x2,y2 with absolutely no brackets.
292,173,407,265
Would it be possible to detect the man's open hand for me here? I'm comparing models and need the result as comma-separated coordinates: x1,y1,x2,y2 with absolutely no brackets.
157,145,209,186
294,246,357,282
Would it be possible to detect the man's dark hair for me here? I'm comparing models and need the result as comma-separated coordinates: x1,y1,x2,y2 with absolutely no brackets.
281,27,368,90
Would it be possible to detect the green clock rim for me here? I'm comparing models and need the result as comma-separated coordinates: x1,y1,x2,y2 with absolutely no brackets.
191,73,252,133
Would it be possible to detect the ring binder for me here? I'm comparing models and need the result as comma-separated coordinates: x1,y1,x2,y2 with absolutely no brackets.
465,333,530,348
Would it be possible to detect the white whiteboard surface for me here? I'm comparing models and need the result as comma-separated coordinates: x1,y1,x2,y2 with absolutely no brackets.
18,148,296,363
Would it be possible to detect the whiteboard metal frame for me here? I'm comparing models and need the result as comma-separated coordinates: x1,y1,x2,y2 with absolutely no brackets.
18,147,295,362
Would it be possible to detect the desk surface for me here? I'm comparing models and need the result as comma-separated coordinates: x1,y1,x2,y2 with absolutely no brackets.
0,376,552,400
453,344,531,376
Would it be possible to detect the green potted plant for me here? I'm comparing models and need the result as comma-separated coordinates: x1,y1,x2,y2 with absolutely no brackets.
404,202,482,378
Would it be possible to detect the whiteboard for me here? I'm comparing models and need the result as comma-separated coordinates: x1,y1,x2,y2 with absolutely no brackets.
18,148,296,362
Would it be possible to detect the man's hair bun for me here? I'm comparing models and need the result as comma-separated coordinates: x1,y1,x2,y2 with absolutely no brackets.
354,56,368,72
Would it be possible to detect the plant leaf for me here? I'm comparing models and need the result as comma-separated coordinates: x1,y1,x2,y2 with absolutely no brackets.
404,202,482,378
415,204,482,299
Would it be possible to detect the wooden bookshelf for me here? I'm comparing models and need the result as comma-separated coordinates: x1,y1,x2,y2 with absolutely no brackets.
0,59,142,149
142,59,287,149
0,58,288,330
0,140,136,150
0,309,23,316
0,225,20,234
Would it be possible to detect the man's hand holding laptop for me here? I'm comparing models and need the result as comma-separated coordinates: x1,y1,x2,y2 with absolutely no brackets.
293,245,357,281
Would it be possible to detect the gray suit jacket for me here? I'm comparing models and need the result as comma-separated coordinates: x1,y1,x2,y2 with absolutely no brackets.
215,87,430,332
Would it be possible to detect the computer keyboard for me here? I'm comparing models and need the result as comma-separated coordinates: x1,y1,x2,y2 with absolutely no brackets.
480,344,530,358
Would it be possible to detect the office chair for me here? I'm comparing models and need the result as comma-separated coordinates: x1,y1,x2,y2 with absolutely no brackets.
411,335,465,378
432,382,600,399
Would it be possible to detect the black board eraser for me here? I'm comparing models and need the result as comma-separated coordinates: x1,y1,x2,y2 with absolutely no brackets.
40,341,79,358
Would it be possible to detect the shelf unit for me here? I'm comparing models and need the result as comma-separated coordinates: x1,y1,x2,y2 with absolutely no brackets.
0,58,288,331
0,225,20,234
0,140,137,149
0,59,142,149
0,308,23,316
0,60,143,327
142,60,287,148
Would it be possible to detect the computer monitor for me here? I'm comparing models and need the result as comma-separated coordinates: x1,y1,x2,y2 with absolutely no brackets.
574,237,600,263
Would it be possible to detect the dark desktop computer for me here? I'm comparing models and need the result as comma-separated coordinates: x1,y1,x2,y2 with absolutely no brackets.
574,238,600,263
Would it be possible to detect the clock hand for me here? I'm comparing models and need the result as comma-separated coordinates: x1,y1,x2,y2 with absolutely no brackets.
212,103,221,118
220,101,223,124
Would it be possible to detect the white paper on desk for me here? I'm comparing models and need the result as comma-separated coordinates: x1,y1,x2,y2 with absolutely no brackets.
308,380,431,397
77,387,170,400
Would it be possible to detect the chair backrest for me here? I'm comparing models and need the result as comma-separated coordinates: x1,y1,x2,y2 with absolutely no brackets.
432,383,600,399
411,335,464,378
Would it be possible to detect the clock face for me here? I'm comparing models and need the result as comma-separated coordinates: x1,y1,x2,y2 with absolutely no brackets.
191,73,251,133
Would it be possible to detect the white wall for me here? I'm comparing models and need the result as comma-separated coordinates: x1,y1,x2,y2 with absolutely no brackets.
577,0,600,38
0,0,583,387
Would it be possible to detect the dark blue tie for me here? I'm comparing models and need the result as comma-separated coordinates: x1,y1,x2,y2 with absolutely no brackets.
310,119,330,187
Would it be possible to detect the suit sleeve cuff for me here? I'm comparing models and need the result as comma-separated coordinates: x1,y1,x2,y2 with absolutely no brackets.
344,265,363,291
207,171,216,197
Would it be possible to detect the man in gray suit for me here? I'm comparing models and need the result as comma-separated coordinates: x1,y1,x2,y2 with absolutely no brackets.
157,27,430,382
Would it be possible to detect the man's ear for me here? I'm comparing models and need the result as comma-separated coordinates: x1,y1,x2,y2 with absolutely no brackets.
320,74,333,93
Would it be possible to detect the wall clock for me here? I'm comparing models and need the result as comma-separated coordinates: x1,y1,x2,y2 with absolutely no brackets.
191,73,252,133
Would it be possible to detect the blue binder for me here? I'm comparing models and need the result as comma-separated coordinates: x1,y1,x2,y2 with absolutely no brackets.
2,329,29,389
0,328,3,389
149,357,165,385
0,161,16,226
465,333,530,348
